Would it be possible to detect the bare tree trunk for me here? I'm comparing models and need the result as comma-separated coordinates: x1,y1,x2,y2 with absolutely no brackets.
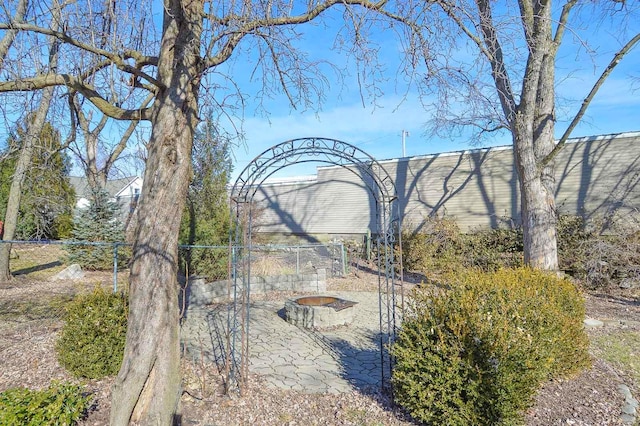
515,1,559,271
109,0,201,424
0,103,55,283
515,131,558,269
513,69,559,270
0,1,58,281
0,0,28,68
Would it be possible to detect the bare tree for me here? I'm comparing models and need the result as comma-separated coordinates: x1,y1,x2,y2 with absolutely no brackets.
0,0,393,423
68,92,153,192
0,0,61,281
380,0,639,269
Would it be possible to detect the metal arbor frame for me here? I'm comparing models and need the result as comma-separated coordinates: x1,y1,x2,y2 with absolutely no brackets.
226,137,403,393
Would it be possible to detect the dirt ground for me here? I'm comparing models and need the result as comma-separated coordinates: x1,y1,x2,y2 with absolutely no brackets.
0,246,639,425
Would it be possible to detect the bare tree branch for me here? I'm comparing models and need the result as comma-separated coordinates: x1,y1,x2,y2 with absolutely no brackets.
475,0,516,124
203,0,389,69
542,31,640,167
0,74,152,120
0,0,27,69
104,92,154,173
553,0,578,47
0,21,161,86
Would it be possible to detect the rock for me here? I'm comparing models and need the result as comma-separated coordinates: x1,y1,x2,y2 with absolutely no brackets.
619,384,633,400
583,318,604,327
620,278,639,289
51,264,84,281
622,403,637,416
621,413,636,425
618,384,639,424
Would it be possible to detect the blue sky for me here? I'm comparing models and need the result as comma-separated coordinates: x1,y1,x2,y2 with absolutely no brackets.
222,4,640,184
2,2,637,184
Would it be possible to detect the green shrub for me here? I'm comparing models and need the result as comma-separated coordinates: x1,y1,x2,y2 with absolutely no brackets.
178,117,233,279
402,217,525,276
391,268,590,425
179,244,229,280
56,287,128,379
0,382,90,425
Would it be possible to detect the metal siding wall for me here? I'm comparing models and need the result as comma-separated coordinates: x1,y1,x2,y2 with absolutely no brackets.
314,167,375,234
252,134,640,235
253,168,375,234
555,136,640,223
388,148,519,231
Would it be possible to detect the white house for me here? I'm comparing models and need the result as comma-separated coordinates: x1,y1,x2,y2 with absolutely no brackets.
69,176,143,220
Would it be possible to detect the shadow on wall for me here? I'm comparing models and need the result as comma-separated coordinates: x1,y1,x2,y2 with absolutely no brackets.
556,137,640,228
393,148,521,232
251,134,640,235
255,174,379,241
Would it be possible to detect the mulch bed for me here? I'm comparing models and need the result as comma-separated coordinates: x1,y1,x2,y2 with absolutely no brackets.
1,274,638,425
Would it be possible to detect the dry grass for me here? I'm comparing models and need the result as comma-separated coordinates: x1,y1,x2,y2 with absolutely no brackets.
8,244,67,280
250,256,294,276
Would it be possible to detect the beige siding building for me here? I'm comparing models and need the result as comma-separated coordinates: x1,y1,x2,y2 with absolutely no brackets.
252,132,640,239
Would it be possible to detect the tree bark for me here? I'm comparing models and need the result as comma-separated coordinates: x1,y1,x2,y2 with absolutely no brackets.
109,0,201,424
0,125,38,280
0,0,28,68
515,0,559,271
76,107,109,193
514,127,558,270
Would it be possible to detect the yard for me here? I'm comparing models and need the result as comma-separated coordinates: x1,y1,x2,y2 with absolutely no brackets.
0,243,639,425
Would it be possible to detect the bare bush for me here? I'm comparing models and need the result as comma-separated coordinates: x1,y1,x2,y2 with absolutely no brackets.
582,225,640,290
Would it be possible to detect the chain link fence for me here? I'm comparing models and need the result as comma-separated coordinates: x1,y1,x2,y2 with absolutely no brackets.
0,238,347,376
0,239,349,399
0,239,347,292
0,239,346,336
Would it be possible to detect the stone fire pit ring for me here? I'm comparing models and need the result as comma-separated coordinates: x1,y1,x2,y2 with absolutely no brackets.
284,296,358,329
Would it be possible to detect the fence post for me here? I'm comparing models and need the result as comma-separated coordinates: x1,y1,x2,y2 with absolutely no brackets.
341,243,347,276
366,230,371,261
296,246,300,274
113,243,118,293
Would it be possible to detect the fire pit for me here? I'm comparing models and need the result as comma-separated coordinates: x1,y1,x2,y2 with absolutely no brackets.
284,296,358,329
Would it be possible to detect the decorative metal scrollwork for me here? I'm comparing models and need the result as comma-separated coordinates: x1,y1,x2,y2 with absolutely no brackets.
231,138,397,205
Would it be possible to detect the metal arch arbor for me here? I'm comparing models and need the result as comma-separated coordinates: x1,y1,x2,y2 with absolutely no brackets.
227,137,403,393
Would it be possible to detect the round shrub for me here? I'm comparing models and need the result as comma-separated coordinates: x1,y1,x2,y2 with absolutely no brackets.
391,268,590,425
56,287,128,379
0,381,91,425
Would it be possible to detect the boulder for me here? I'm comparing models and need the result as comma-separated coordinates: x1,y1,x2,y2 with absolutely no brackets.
51,264,85,281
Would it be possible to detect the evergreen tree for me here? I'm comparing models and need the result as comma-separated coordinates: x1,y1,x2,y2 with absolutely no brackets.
66,189,128,270
179,117,233,279
0,121,75,239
